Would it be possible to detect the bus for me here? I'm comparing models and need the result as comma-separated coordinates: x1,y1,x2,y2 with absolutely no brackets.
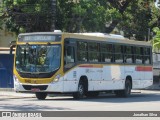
13,31,153,100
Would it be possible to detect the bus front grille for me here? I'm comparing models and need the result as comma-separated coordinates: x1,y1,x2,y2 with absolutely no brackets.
22,85,48,91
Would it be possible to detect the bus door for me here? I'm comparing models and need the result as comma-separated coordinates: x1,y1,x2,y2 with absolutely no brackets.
63,39,77,91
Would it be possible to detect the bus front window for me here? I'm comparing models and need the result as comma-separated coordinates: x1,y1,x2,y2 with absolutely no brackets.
15,45,61,73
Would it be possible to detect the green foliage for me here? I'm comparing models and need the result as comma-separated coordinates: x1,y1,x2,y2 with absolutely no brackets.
56,0,121,32
1,0,53,34
118,0,160,40
0,0,160,42
153,27,160,50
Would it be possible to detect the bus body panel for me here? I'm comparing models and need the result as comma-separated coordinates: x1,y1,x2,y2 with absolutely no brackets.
46,78,64,92
63,68,79,92
14,65,153,93
58,64,153,93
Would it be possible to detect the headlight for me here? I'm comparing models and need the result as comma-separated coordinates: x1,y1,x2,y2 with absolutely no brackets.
13,75,19,83
54,74,61,82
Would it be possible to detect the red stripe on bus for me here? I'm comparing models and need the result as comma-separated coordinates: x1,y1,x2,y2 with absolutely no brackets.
79,65,93,68
135,66,152,71
79,64,103,68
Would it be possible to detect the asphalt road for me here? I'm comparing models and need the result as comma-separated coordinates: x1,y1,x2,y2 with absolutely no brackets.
0,91,160,120
0,91,160,111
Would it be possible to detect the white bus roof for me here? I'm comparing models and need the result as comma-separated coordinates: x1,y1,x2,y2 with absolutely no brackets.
18,32,151,46
76,33,125,39
71,33,151,46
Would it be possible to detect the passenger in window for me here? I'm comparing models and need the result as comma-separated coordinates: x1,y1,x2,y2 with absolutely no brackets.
38,54,46,65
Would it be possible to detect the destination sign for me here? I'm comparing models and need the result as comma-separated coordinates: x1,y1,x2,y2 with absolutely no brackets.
18,35,61,42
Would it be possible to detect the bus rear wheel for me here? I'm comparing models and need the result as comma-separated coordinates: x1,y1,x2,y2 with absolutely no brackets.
73,81,85,99
36,92,47,100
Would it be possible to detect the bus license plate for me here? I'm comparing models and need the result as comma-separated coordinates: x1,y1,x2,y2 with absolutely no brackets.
31,88,40,92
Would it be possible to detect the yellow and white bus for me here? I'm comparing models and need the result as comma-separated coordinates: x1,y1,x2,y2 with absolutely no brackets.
13,31,153,100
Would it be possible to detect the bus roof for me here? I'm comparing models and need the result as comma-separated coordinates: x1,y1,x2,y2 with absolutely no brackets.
18,32,62,36
18,32,151,46
68,33,151,46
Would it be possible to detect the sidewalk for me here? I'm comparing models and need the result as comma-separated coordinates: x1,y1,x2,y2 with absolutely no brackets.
132,89,160,94
0,89,35,99
145,84,160,90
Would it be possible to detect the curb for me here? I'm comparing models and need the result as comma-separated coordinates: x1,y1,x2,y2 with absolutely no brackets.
0,91,35,99
0,95,36,99
0,88,14,91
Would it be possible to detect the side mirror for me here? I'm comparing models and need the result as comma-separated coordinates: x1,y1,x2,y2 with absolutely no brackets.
10,41,16,54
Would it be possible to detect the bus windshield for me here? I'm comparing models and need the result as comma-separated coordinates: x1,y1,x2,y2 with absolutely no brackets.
15,44,61,73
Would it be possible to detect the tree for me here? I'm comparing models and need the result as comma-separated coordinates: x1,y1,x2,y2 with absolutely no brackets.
0,0,120,33
117,0,160,40
153,27,160,50
105,0,132,33
56,0,122,33
0,0,160,41
0,0,54,34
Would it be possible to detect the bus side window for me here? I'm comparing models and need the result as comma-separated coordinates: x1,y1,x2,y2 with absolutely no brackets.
144,47,151,64
135,47,143,64
64,46,75,69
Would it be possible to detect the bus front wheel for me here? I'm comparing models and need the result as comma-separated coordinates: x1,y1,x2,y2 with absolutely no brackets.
36,92,47,100
73,81,85,99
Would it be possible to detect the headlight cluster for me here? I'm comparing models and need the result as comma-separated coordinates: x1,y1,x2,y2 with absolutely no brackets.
13,75,19,83
54,74,61,82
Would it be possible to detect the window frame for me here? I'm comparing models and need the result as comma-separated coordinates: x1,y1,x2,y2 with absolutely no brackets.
65,38,152,66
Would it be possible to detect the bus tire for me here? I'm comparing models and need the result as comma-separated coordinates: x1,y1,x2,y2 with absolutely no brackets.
122,79,132,97
115,80,132,97
36,92,47,100
73,81,85,99
123,79,132,97
86,92,99,98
